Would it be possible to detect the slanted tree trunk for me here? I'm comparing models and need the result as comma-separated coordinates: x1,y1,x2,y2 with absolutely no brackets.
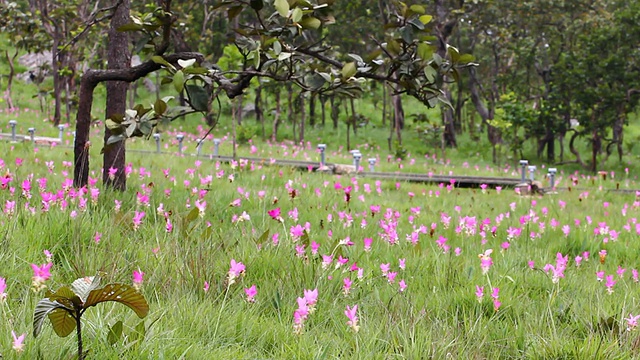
103,0,131,191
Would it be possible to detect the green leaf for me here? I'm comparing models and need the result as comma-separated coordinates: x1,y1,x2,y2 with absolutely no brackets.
299,16,321,29
186,207,200,223
458,54,475,64
154,99,167,116
71,275,102,302
278,52,292,61
256,229,270,244
291,7,303,23
409,4,425,14
33,299,70,337
273,40,282,55
85,284,149,319
424,65,437,83
151,56,175,72
227,5,243,20
107,134,126,145
186,85,210,112
341,62,357,79
177,58,197,69
274,0,289,17
387,39,401,55
105,119,122,130
419,15,433,24
447,45,460,62
417,43,433,61
117,23,143,32
107,320,123,345
173,70,185,93
48,308,76,337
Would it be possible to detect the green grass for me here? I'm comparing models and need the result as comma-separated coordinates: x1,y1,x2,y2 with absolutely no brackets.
1,140,640,358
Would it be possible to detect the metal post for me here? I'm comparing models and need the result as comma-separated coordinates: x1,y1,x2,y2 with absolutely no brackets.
213,138,221,156
548,168,557,189
153,133,161,153
176,134,184,155
519,160,528,182
28,128,35,143
58,125,65,141
368,158,376,172
353,151,362,173
317,144,326,166
196,138,203,156
9,120,17,142
528,165,536,182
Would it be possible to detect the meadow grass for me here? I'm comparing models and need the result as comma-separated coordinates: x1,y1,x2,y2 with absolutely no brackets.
1,139,640,359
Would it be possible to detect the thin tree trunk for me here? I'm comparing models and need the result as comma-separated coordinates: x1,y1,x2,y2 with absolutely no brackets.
309,92,315,127
382,84,387,126
271,89,281,142
299,91,305,143
3,50,18,110
103,0,131,191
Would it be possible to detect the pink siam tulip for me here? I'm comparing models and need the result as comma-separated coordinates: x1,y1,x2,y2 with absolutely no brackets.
605,275,616,294
204,281,210,293
12,331,25,353
228,259,246,286
478,249,493,275
399,279,407,292
244,285,257,303
0,276,7,301
345,305,360,332
343,277,352,295
132,211,145,231
31,262,52,291
626,314,640,331
293,297,310,334
475,285,484,303
133,270,144,290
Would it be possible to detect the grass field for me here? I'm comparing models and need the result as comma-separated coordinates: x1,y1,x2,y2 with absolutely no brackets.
1,138,640,358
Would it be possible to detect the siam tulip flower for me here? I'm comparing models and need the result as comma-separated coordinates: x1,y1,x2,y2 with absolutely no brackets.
625,314,640,331
290,224,305,240
617,266,626,279
387,271,398,284
633,269,639,283
94,232,102,244
599,250,607,264
244,285,257,303
304,288,318,311
267,208,283,222
227,259,246,286
345,305,360,332
343,277,352,295
293,297,310,334
295,244,306,258
399,258,406,270
596,271,605,281
380,263,390,275
605,275,616,294
132,211,145,230
310,241,320,255
133,270,144,290
399,279,407,292
455,247,462,256
31,263,52,291
12,331,25,353
43,250,52,263
204,281,210,293
479,249,493,275
475,285,484,303
0,276,7,301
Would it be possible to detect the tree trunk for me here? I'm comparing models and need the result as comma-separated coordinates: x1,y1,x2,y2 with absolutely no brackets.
52,32,63,126
103,0,131,191
392,93,404,145
382,84,387,126
330,95,339,129
254,84,264,139
350,98,357,136
299,91,305,143
309,92,315,127
3,50,18,110
271,89,281,142
320,95,326,127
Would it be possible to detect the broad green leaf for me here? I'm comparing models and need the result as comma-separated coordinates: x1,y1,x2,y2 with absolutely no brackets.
299,16,321,29
186,207,199,223
417,43,433,61
173,70,185,93
151,56,175,72
274,0,289,17
105,119,121,130
186,85,210,112
300,230,311,247
34,299,69,337
458,54,475,64
387,39,401,55
177,58,196,69
273,40,282,55
126,123,137,138
107,134,126,145
341,62,357,79
47,286,81,308
117,23,143,32
292,7,303,23
227,5,243,20
409,4,425,14
419,15,433,24
48,308,76,337
447,45,460,62
256,229,270,244
154,99,167,116
424,65,437,83
107,320,123,345
85,284,149,319
278,52,292,61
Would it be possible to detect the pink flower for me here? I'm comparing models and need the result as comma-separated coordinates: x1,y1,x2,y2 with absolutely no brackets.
343,277,352,295
304,288,318,309
132,211,145,230
268,208,283,222
204,281,210,293
380,263,390,275
605,275,616,294
399,279,407,292
94,232,102,244
0,276,7,301
363,238,373,252
475,285,484,303
245,285,257,302
12,330,25,353
626,314,640,331
479,249,493,275
31,262,52,290
228,259,246,285
345,305,360,332
133,270,144,290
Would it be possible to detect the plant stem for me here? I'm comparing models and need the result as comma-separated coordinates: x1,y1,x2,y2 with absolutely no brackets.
76,310,83,360
212,285,230,341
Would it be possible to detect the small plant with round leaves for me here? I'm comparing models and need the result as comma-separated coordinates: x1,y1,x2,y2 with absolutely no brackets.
33,273,149,360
